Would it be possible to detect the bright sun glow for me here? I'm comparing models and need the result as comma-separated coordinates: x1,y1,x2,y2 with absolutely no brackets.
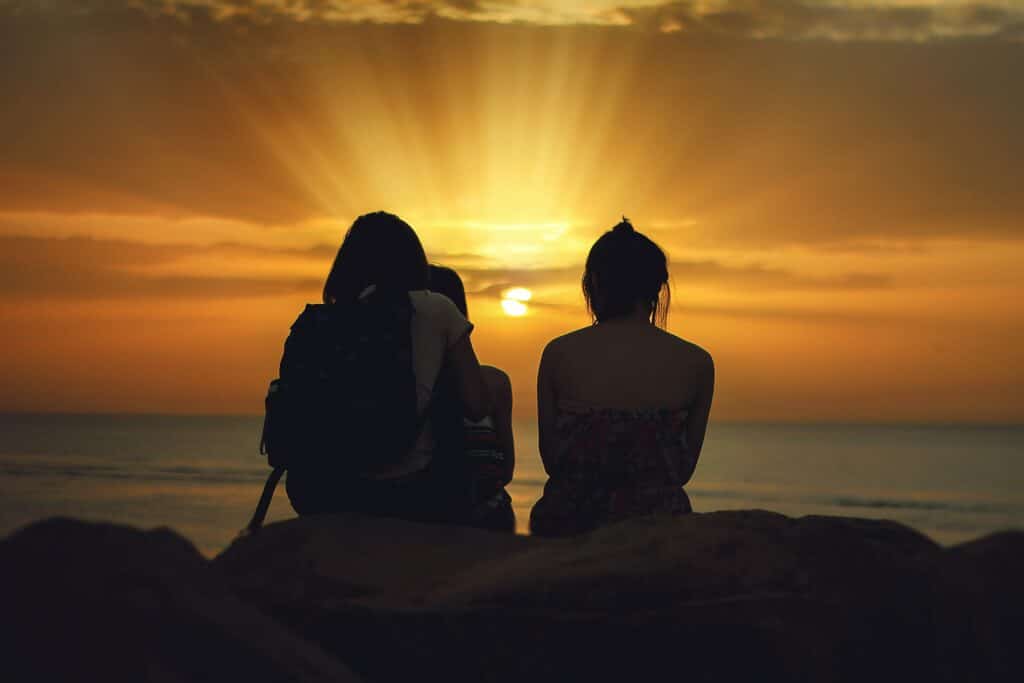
500,287,532,317
501,299,528,316
504,287,532,302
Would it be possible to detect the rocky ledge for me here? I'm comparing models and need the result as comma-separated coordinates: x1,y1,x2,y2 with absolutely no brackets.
3,511,1022,682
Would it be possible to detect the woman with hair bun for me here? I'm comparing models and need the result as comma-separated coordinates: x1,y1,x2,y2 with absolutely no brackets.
530,218,714,536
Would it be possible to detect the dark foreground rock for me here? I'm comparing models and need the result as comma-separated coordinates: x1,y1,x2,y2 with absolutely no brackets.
933,530,1024,681
215,511,1024,683
4,512,1023,683
0,518,360,682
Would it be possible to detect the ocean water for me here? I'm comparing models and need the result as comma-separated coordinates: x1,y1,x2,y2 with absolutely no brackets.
1,413,1022,556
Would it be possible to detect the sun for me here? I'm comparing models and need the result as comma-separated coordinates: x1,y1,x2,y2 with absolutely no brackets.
500,287,532,317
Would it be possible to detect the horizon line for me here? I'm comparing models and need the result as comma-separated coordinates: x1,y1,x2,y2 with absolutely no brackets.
1,410,1021,429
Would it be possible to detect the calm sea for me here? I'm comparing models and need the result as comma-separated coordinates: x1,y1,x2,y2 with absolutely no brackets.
1,414,1022,556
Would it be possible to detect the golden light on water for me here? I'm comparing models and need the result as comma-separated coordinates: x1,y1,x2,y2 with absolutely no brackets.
500,287,532,317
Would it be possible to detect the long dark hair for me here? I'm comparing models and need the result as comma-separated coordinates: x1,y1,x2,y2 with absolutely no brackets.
323,211,429,304
428,264,468,318
582,218,670,327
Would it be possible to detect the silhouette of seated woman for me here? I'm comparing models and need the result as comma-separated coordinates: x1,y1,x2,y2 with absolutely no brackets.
427,265,516,532
530,218,714,537
284,211,491,521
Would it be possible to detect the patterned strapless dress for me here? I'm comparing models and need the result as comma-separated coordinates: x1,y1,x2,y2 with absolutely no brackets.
530,400,694,537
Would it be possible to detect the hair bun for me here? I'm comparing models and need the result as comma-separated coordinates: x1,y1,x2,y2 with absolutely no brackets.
612,217,634,235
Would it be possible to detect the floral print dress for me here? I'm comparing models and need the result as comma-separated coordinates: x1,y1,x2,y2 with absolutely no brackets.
530,400,694,536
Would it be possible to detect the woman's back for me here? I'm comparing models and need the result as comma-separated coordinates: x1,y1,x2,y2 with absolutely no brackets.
533,321,713,536
542,319,710,410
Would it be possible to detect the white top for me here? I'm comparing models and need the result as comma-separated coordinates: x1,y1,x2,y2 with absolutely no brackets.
368,289,473,478
408,290,474,413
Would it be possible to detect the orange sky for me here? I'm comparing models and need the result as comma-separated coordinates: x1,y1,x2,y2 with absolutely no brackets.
1,2,1023,422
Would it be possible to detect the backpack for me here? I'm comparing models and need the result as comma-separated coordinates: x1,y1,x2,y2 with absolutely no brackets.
244,287,420,533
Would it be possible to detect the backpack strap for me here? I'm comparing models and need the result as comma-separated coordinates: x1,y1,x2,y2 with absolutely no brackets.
241,466,285,536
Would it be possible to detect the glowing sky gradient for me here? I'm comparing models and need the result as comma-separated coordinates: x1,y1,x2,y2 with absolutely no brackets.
1,1,1022,421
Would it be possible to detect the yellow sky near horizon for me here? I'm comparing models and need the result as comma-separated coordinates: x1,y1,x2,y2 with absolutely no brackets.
1,2,1023,422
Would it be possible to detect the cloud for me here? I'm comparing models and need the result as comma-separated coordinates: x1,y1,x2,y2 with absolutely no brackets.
669,259,893,290
451,257,891,303
0,232,893,304
0,235,322,299
624,1,1024,41
5,1,1023,39
7,2,1024,40
674,300,938,326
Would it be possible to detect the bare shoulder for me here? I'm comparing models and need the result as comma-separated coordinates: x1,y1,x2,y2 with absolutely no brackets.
481,364,512,395
657,328,714,369
542,325,593,359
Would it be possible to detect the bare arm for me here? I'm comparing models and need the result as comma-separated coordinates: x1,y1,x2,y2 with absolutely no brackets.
447,334,492,421
537,342,559,477
482,366,515,485
681,352,715,485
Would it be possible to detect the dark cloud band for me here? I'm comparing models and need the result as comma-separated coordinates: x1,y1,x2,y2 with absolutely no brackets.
6,2,1024,41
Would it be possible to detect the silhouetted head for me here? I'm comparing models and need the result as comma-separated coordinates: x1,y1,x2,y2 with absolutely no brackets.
582,217,670,326
323,211,429,304
429,265,469,318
